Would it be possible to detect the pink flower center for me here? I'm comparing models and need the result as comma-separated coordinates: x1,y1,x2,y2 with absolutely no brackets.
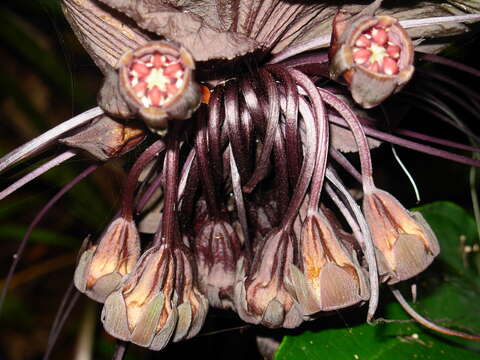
128,52,185,108
352,25,401,76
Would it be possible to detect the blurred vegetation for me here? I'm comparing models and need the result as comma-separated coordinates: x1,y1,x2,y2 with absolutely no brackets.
0,1,122,359
0,1,479,360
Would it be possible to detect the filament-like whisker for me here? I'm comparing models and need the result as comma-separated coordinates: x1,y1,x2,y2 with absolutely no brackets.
43,290,81,360
0,164,98,314
329,114,480,167
393,128,480,153
326,168,379,321
0,107,103,174
229,145,251,255
420,53,480,77
329,148,362,183
400,14,480,29
0,150,77,201
391,286,480,340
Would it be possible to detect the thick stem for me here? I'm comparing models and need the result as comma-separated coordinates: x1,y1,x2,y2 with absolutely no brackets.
319,89,375,192
208,87,225,182
195,106,219,217
287,68,329,210
243,70,280,193
225,81,250,182
279,96,317,229
155,129,180,246
120,140,165,219
268,66,301,189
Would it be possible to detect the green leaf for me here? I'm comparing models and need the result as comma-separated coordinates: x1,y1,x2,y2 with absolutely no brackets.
275,201,480,360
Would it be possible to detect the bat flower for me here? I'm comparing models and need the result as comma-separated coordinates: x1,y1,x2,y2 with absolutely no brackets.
99,41,202,134
329,10,414,108
2,0,480,355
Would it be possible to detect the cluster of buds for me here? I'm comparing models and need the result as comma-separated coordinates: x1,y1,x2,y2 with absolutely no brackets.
329,10,414,108
98,241,208,350
101,244,178,350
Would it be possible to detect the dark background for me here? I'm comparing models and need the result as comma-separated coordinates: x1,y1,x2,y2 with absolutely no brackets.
0,1,479,359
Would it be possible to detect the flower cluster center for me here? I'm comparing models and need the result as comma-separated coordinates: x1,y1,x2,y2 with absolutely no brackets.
128,52,185,108
352,25,401,76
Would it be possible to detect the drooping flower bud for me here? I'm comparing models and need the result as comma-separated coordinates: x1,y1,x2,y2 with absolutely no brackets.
288,211,369,317
362,188,440,284
117,41,201,134
101,244,178,350
74,215,140,302
234,230,303,329
329,11,414,108
194,220,242,310
173,246,209,342
60,115,146,161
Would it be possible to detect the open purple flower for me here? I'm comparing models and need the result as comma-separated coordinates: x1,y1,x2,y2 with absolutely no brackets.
2,0,480,357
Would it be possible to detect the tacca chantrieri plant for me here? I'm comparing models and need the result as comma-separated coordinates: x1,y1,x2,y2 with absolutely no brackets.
2,0,480,356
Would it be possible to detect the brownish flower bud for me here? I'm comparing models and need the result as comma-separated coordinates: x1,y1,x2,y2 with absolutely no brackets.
117,41,201,134
194,220,242,310
74,216,141,302
288,211,369,317
362,188,440,284
234,230,303,329
173,247,209,342
329,12,414,108
60,115,146,161
101,244,178,350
